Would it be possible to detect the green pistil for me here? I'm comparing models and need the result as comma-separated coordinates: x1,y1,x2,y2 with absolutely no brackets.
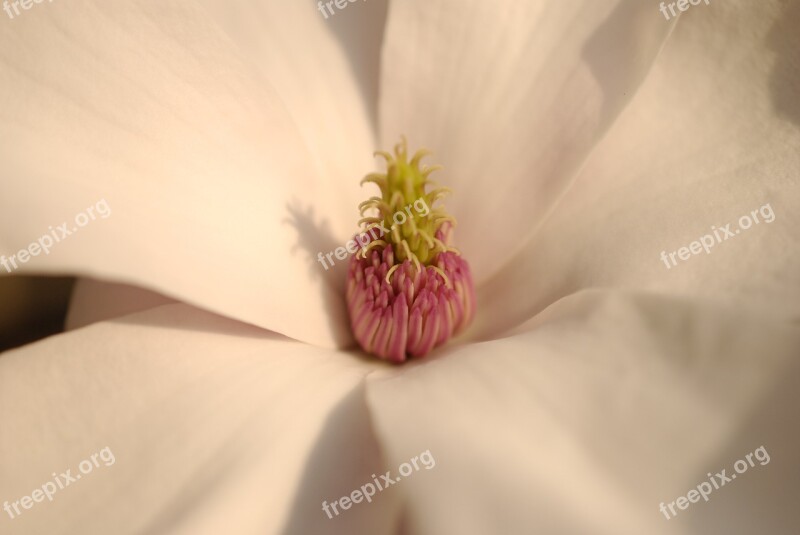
359,138,458,268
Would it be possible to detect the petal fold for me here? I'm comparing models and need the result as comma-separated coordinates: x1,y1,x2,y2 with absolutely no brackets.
379,0,676,279
0,304,396,534
0,1,382,347
366,289,800,534
473,0,800,338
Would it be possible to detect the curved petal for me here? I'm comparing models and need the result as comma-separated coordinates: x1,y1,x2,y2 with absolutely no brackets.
0,303,396,535
365,290,800,534
473,0,800,339
65,278,175,330
0,1,378,347
378,0,676,279
195,0,388,223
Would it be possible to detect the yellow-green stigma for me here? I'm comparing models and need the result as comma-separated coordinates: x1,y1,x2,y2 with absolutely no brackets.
358,137,458,274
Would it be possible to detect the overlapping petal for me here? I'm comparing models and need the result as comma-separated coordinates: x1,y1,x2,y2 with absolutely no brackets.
379,0,677,280
365,290,800,534
473,0,800,338
0,304,395,535
0,1,382,347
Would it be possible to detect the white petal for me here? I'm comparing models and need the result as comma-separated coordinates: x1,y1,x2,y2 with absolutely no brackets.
366,290,800,533
0,304,396,534
472,0,800,339
378,0,676,279
0,2,378,347
195,0,389,225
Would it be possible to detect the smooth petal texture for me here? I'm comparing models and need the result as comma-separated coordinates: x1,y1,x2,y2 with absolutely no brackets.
474,0,800,339
0,303,397,535
365,290,800,534
379,0,676,280
195,0,387,227
0,1,378,347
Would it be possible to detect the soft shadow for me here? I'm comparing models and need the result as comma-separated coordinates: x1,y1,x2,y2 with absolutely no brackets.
132,446,246,535
112,302,289,342
109,199,365,349
767,0,800,130
582,0,674,132
65,277,177,331
283,200,355,348
685,354,800,534
281,383,401,535
310,0,389,132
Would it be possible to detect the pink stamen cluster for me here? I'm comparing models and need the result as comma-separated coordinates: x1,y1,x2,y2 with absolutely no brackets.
347,229,475,362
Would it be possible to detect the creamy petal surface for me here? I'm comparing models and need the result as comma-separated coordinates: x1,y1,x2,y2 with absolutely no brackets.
379,0,677,280
0,304,395,535
0,1,380,348
366,290,800,534
474,0,800,339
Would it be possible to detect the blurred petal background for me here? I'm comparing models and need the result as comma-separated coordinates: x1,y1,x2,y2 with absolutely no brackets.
0,276,73,351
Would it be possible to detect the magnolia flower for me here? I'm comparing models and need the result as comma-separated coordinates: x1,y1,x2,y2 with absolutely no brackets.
1,1,799,534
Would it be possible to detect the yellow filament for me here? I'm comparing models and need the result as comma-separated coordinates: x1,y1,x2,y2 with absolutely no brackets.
385,264,400,285
431,265,452,288
360,239,387,259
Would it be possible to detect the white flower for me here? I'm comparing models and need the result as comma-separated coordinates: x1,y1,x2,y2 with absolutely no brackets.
1,1,799,533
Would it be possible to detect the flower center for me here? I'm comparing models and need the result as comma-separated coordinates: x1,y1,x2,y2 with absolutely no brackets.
346,138,475,362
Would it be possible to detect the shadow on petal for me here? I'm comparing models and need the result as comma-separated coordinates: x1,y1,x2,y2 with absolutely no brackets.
282,382,401,534
687,355,800,533
113,300,287,342
582,0,677,132
311,0,389,133
284,201,355,348
767,0,800,130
